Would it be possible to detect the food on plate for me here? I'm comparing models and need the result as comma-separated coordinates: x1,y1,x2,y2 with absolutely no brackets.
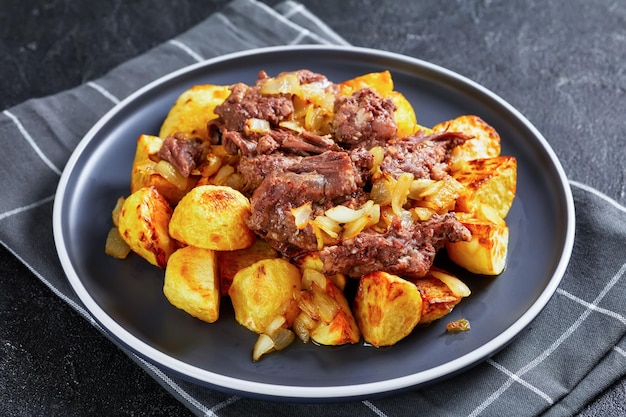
105,68,518,360
411,268,470,325
130,134,198,205
353,271,423,347
446,212,509,275
446,318,471,333
117,186,176,268
295,268,360,347
168,184,256,250
452,156,517,219
228,258,301,334
216,239,278,296
159,84,231,142
163,246,220,323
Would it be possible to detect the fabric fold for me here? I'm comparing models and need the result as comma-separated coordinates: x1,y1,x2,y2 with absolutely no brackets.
1,1,625,416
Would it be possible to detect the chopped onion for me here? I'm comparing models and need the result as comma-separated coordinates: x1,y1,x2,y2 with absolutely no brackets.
279,120,304,133
252,333,275,362
245,118,271,134
271,328,295,351
391,172,414,216
311,287,338,324
311,215,341,238
259,73,301,95
293,315,311,343
369,146,384,177
290,202,312,229
111,196,125,227
105,227,131,259
212,164,234,185
301,268,327,290
155,160,187,190
430,270,471,298
265,316,287,336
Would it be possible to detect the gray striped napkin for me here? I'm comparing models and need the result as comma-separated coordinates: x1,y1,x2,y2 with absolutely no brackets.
1,0,624,416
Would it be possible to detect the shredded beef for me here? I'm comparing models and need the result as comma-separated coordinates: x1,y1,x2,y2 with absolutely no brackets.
158,134,203,177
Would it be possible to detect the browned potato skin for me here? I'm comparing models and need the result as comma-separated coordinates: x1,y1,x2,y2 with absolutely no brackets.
118,186,176,268
446,216,509,275
352,271,422,347
163,246,220,323
169,185,256,251
228,259,302,334
453,156,517,219
159,84,231,141
130,134,198,205
216,239,278,297
412,274,464,325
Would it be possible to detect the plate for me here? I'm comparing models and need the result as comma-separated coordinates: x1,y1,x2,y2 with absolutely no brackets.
53,45,575,401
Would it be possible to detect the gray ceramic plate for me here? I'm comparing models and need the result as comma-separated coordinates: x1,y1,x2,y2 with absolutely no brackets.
53,45,575,401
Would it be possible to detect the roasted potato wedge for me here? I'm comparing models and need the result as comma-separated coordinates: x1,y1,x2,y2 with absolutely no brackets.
228,259,302,334
216,239,278,296
432,115,501,169
352,271,422,347
339,70,394,97
453,156,517,219
295,269,360,346
411,268,470,325
446,213,509,275
163,246,220,323
390,91,418,138
169,185,256,251
130,134,198,205
117,186,176,268
159,84,231,141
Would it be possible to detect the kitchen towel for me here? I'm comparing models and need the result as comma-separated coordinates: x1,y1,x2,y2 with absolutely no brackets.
1,0,624,416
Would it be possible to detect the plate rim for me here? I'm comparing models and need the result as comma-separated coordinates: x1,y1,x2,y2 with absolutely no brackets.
53,44,576,400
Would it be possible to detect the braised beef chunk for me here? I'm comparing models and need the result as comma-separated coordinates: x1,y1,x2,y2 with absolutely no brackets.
381,131,470,180
214,82,294,132
158,134,204,177
237,153,302,193
332,88,397,148
317,213,471,278
246,171,320,252
287,151,359,200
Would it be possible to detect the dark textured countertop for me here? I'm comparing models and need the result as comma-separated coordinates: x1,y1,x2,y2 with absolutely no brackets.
1,1,625,416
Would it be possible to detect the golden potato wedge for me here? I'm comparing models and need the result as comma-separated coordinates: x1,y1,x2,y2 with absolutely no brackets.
216,239,278,296
339,70,394,97
228,258,302,334
295,269,360,346
390,91,418,138
163,246,220,323
159,84,231,141
453,156,517,219
432,115,501,169
169,185,256,251
446,214,509,275
411,268,470,325
118,186,176,268
352,271,422,347
130,134,198,205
